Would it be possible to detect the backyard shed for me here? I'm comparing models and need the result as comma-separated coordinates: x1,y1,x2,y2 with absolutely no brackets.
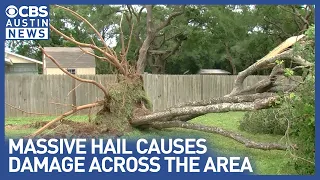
43,47,96,75
198,69,231,75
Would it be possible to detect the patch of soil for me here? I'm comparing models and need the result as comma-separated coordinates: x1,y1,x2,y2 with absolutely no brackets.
36,120,124,139
5,124,30,130
6,120,126,139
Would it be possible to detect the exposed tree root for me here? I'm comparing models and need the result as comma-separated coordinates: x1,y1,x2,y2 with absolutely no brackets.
151,121,287,151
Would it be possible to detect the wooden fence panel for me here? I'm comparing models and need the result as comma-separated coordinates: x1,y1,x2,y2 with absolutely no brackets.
5,74,300,117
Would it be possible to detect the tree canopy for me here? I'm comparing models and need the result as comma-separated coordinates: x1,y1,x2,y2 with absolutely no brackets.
5,5,314,75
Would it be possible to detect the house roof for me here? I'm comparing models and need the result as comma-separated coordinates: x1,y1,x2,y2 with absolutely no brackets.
5,58,13,65
43,47,96,68
198,69,231,75
5,51,43,64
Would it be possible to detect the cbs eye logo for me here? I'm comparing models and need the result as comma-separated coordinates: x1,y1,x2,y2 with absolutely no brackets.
6,5,18,18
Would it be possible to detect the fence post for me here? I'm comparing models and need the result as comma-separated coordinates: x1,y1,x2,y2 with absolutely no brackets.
72,78,77,107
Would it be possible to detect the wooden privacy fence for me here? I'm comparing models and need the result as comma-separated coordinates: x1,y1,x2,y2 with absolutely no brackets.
5,74,299,117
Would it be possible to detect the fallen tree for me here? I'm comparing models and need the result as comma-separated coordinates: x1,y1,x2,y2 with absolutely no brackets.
25,6,314,151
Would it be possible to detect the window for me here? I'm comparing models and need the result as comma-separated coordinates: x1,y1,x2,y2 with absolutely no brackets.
67,68,76,74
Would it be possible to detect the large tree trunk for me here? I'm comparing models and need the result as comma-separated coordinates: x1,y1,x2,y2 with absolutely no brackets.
136,5,185,73
136,6,155,74
224,42,237,75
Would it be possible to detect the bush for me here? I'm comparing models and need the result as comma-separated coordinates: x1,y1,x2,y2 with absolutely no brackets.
239,108,288,135
289,75,315,174
239,74,315,174
289,25,315,174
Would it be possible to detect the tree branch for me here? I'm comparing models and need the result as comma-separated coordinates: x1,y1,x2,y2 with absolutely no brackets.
177,93,276,107
228,40,313,97
263,16,290,37
78,46,117,67
162,39,183,61
41,47,109,97
156,6,186,32
5,103,54,116
55,5,114,56
291,5,310,29
151,121,287,151
49,24,126,75
29,101,104,138
131,96,277,126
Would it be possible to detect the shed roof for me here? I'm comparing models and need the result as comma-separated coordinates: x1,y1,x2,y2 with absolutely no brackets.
198,69,231,75
43,47,95,68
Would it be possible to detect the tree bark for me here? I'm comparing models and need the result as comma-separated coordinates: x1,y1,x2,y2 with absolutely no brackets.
136,5,185,73
136,6,155,74
131,96,277,126
227,48,313,97
29,101,103,138
177,93,276,107
151,121,287,150
224,42,237,75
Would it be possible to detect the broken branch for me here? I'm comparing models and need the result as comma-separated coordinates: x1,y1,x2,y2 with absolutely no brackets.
41,47,109,98
29,101,103,138
5,103,54,116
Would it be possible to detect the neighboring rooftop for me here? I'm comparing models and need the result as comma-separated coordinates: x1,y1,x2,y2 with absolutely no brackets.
43,47,95,68
198,69,231,75
5,50,43,64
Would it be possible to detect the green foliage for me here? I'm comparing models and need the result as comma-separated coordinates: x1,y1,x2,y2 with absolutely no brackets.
284,68,294,77
240,74,314,174
288,25,315,174
6,5,314,75
290,75,315,174
166,5,309,74
239,25,315,174
239,108,288,135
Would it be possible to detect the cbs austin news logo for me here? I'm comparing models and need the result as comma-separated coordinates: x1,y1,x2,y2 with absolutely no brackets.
5,5,49,40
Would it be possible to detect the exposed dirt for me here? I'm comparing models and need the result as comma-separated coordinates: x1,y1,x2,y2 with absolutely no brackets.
5,124,30,130
5,120,123,139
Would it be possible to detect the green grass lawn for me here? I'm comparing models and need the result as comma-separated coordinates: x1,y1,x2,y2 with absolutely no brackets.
5,112,296,175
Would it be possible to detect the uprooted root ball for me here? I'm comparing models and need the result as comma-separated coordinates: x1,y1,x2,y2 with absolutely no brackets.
93,76,152,134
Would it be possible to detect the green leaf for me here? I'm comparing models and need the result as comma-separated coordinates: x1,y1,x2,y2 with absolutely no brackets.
284,68,294,77
289,93,295,99
275,59,284,65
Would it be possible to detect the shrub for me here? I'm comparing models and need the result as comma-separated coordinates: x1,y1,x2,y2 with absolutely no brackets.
289,74,315,174
239,108,289,135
